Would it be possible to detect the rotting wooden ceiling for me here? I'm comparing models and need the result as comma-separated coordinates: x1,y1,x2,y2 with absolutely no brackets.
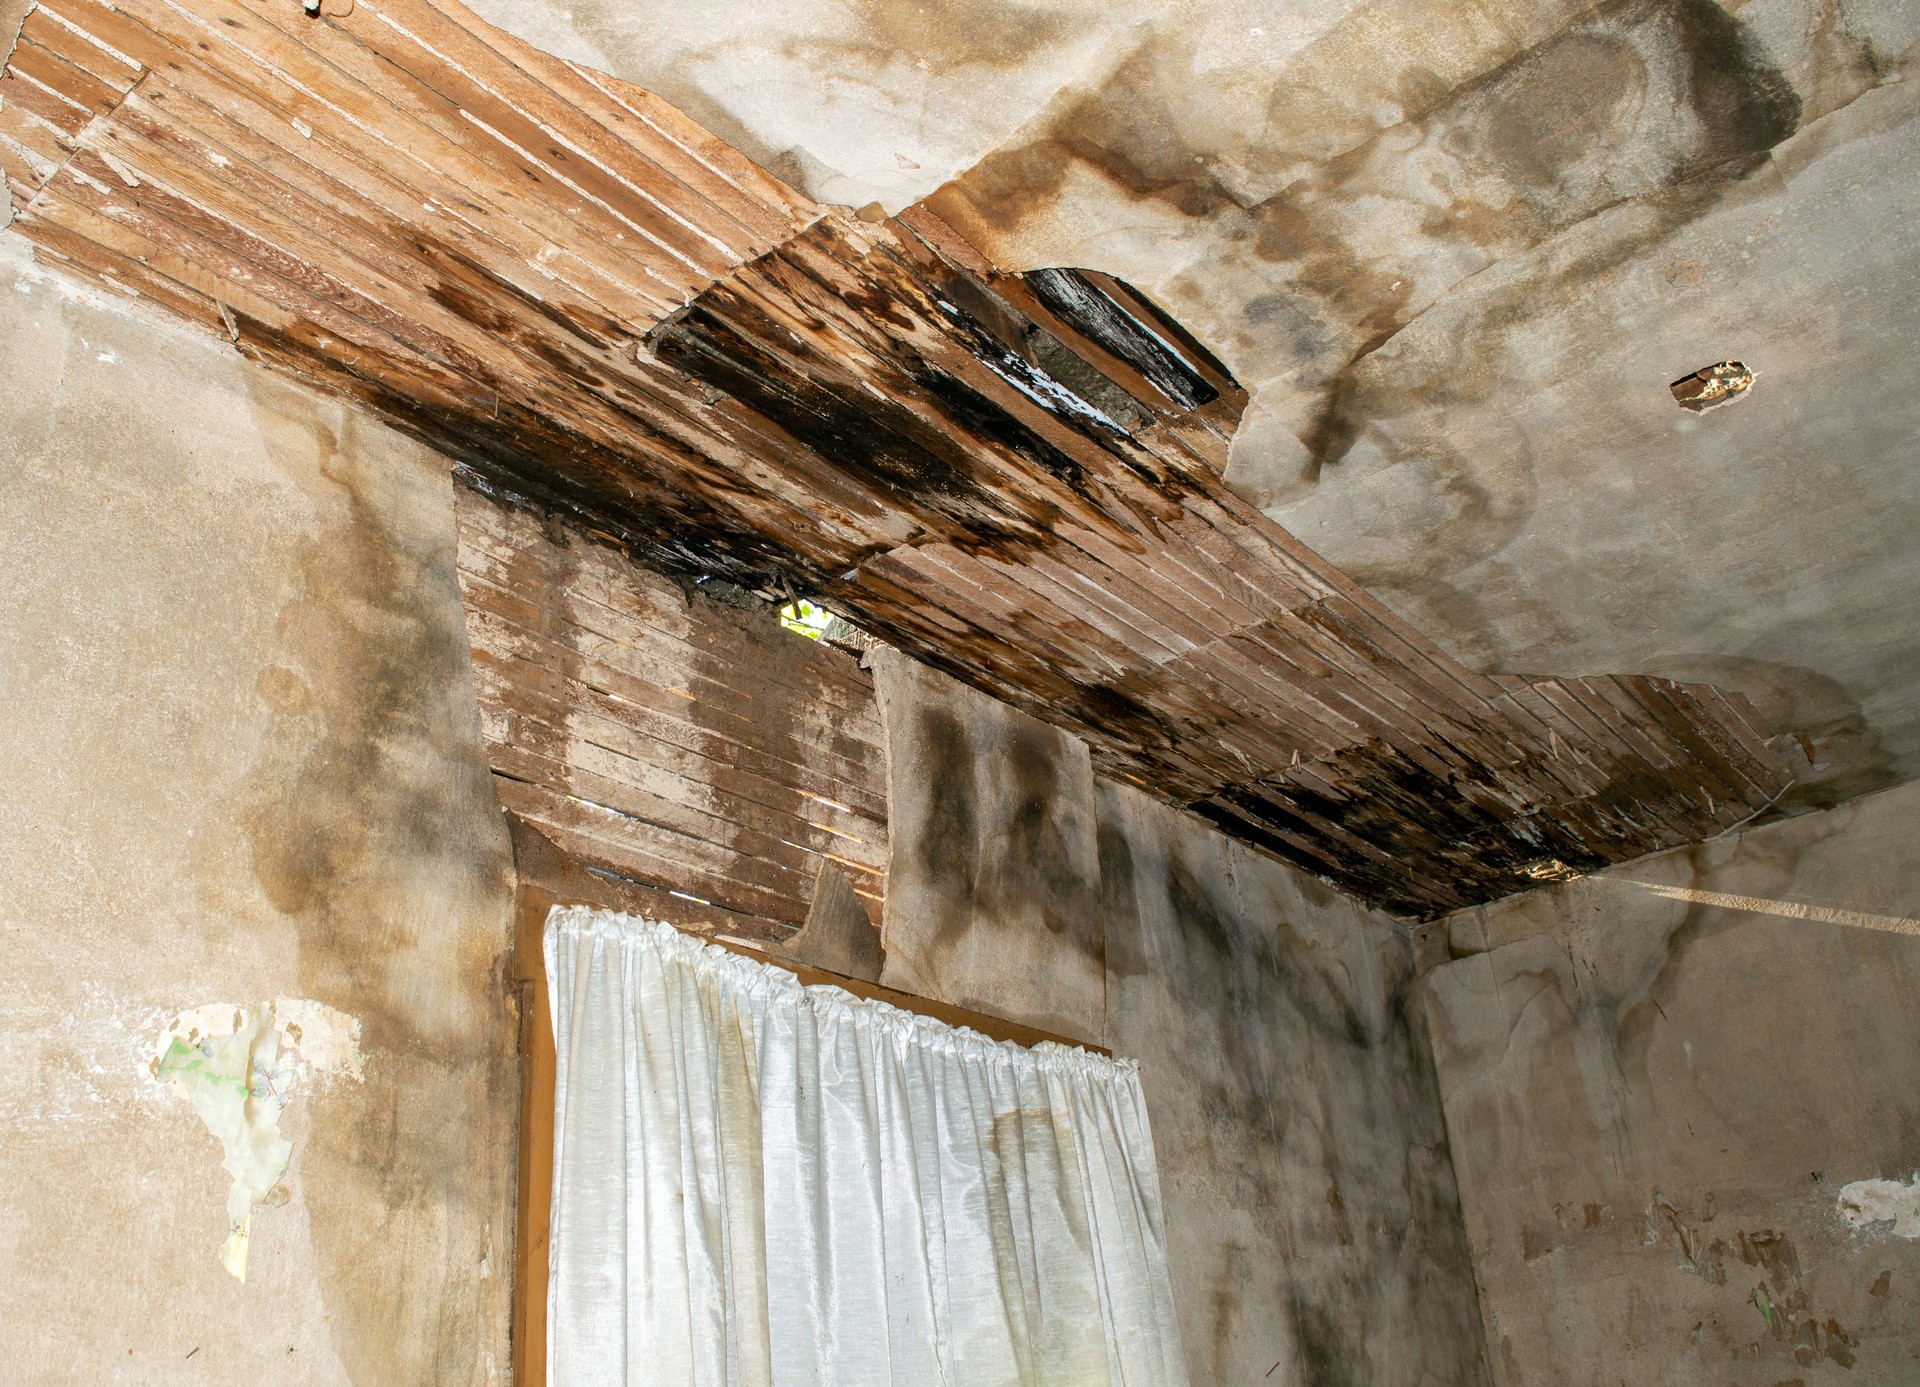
0,0,1793,917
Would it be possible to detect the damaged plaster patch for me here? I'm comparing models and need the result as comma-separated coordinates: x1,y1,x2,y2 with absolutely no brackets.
1837,1174,1920,1238
1669,359,1755,411
150,999,363,1281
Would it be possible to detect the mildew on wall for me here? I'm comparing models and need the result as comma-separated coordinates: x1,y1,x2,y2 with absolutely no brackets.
873,653,1488,1385
1424,778,1920,1383
0,238,515,1385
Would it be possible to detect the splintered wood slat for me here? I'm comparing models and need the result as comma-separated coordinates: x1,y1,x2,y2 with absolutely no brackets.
455,491,888,928
2,0,1792,917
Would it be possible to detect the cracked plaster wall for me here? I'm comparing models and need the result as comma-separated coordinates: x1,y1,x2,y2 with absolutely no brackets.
467,0,1920,825
0,239,516,1384
1422,778,1920,1383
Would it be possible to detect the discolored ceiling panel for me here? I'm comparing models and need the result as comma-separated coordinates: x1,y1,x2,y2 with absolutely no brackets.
0,0,1797,917
450,0,1920,825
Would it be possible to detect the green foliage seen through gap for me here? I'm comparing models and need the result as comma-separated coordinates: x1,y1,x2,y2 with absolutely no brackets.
779,600,835,641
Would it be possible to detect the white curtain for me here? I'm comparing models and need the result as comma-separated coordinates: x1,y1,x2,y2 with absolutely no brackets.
545,906,1189,1387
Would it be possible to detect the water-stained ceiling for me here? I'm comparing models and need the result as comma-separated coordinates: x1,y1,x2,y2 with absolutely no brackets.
457,0,1920,823
0,0,1806,917
1,0,1910,917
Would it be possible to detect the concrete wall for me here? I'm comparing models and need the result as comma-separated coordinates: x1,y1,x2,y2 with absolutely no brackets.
0,239,516,1384
875,653,1488,1386
1423,780,1920,1384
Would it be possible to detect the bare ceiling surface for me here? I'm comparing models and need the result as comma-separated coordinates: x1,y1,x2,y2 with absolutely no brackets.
459,0,1920,823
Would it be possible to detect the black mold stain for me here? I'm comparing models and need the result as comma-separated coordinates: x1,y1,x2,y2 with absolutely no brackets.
915,704,981,952
1095,818,1144,977
650,288,1095,544
898,686,1102,1011
1166,845,1377,1055
237,381,512,1383
1092,785,1486,1382
1289,1291,1360,1387
932,0,1812,487
235,309,829,592
1023,267,1220,411
993,721,1088,937
1671,0,1802,166
1299,0,1804,476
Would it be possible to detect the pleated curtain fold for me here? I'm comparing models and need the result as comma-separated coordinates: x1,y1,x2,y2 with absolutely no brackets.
545,906,1189,1387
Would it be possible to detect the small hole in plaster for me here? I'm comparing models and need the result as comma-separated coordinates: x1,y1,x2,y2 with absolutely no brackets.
1670,361,1754,412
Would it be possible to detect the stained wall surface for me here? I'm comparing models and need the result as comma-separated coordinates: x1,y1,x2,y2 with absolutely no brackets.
1424,779,1920,1384
871,647,1107,1045
877,656,1488,1385
0,239,516,1384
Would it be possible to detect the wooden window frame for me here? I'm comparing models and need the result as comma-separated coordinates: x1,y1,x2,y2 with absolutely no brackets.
507,815,1104,1386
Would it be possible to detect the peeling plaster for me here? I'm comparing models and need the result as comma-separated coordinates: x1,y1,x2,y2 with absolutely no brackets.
150,999,363,1281
1838,1175,1920,1239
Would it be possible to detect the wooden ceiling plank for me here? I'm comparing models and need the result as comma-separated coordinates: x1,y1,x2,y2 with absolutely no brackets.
335,0,754,282
471,647,890,839
485,725,883,884
0,64,95,140
873,545,1142,686
3,208,229,331
363,0,792,252
19,5,144,86
0,103,77,185
492,777,813,926
110,0,704,314
8,33,131,117
552,62,806,245
488,736,854,891
49,0,679,327
456,507,888,724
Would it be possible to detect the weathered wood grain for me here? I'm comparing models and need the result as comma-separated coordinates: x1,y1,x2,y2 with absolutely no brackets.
1,0,1793,917
454,488,888,929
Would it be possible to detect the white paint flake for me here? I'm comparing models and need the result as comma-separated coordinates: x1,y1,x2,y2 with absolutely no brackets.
150,999,364,1281
1837,1174,1920,1239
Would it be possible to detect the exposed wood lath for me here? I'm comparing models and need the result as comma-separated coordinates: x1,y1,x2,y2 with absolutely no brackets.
456,489,889,930
0,0,1792,917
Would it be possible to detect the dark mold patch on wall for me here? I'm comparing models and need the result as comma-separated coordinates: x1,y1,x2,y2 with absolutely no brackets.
238,377,515,1385
873,649,1107,1043
1427,782,1920,1383
874,650,1485,1384
1096,776,1489,1386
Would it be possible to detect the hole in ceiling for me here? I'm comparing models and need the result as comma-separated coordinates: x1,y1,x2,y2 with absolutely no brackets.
779,600,836,641
779,601,874,654
1670,361,1754,412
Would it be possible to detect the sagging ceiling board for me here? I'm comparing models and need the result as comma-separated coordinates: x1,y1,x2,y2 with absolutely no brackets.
0,0,1792,917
